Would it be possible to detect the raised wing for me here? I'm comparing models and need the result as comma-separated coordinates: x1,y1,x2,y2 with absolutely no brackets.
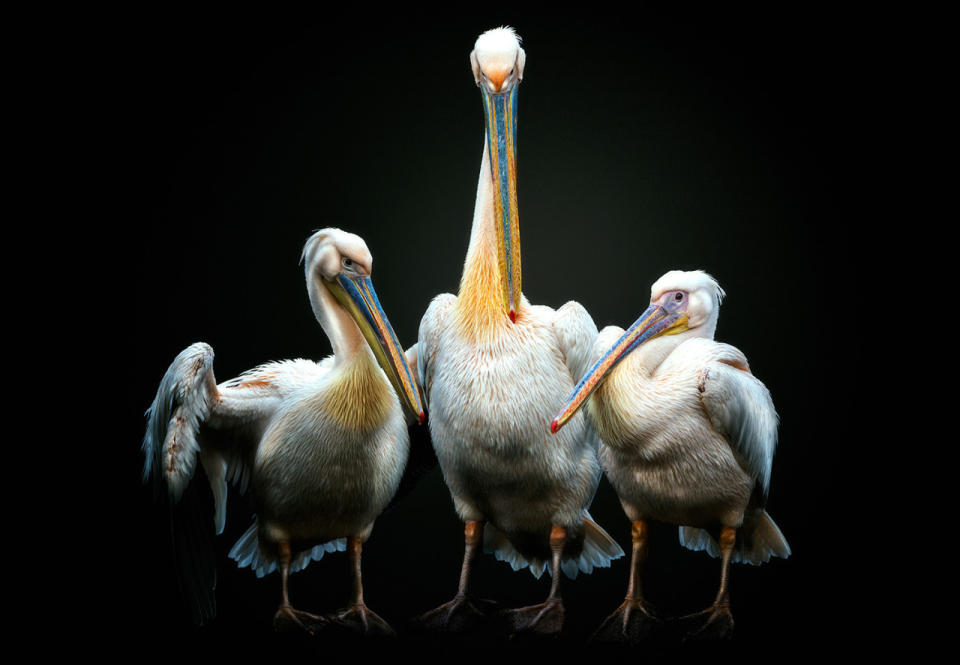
143,344,329,531
697,342,779,500
141,343,330,625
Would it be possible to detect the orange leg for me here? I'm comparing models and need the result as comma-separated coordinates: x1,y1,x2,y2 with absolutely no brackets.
684,526,736,640
272,540,326,634
591,519,660,644
329,537,395,636
501,525,567,636
412,520,497,632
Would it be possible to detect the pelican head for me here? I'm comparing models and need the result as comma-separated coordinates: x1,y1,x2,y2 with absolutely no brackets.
471,27,526,94
472,27,525,323
303,228,425,424
551,270,725,433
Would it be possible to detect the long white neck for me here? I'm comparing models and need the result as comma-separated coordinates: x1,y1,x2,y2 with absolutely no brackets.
455,139,507,331
307,277,367,365
461,139,497,289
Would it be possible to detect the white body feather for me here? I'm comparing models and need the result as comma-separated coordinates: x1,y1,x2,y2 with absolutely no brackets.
417,66,623,576
142,230,412,579
420,297,622,575
586,272,790,564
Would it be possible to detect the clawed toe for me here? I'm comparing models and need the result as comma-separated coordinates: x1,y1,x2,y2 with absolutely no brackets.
273,604,328,635
680,603,734,641
412,594,498,633
501,598,565,636
329,603,396,637
590,598,661,644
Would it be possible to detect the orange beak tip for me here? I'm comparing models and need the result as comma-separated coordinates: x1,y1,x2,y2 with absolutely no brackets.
418,411,426,426
509,309,517,323
550,418,560,434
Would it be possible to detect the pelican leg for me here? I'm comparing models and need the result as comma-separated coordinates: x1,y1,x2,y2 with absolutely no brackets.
412,520,498,632
682,526,736,640
329,537,395,636
501,525,567,636
591,519,660,644
272,540,327,634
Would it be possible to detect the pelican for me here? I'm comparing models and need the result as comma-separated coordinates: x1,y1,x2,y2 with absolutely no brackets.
551,270,791,641
414,27,623,635
141,228,424,635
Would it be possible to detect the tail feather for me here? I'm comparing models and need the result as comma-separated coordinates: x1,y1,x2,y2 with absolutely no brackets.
581,514,626,573
483,514,624,580
679,510,791,565
228,521,347,578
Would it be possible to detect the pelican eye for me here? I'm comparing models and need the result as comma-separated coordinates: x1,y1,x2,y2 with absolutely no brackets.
342,257,355,271
674,292,684,301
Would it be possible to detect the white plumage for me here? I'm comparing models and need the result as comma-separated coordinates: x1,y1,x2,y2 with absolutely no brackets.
414,27,622,636
553,269,789,641
419,298,620,573
142,228,421,634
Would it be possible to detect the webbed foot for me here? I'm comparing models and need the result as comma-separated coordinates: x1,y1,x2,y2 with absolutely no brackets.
680,602,734,641
328,603,395,637
590,598,662,644
411,593,499,633
501,598,565,637
273,604,328,635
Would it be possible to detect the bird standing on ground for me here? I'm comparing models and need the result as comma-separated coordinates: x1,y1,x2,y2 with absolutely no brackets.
142,228,425,635
414,27,623,636
552,270,790,642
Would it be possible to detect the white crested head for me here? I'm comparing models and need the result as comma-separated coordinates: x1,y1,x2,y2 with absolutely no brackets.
300,227,375,360
650,270,725,338
471,26,526,93
301,227,372,282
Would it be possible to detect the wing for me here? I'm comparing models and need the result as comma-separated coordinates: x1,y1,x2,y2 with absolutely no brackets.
207,356,332,523
141,344,329,625
697,342,779,501
143,344,329,529
379,344,438,514
415,293,456,409
548,301,606,493
550,300,599,383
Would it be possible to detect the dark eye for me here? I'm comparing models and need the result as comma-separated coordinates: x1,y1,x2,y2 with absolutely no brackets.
674,292,684,301
342,258,354,268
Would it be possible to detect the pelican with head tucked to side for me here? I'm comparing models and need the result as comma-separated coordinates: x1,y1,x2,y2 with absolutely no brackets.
142,228,424,635
552,270,791,642
414,27,623,636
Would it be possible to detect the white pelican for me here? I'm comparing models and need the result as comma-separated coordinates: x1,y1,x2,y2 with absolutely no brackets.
141,228,424,635
414,27,623,635
551,270,791,642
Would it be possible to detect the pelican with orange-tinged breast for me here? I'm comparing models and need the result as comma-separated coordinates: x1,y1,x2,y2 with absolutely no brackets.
414,27,623,636
142,228,424,635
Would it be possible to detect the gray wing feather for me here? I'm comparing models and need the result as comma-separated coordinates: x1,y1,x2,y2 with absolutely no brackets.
698,345,778,498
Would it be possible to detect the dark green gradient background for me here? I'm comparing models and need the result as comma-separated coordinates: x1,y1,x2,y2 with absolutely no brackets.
116,6,877,659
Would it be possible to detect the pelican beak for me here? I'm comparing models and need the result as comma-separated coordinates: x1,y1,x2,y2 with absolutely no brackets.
481,83,521,323
325,273,426,425
550,303,688,434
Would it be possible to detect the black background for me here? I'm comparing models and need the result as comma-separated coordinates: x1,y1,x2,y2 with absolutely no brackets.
94,4,889,660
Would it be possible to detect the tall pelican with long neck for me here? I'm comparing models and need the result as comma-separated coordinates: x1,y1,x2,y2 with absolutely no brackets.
414,27,623,635
142,228,424,635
